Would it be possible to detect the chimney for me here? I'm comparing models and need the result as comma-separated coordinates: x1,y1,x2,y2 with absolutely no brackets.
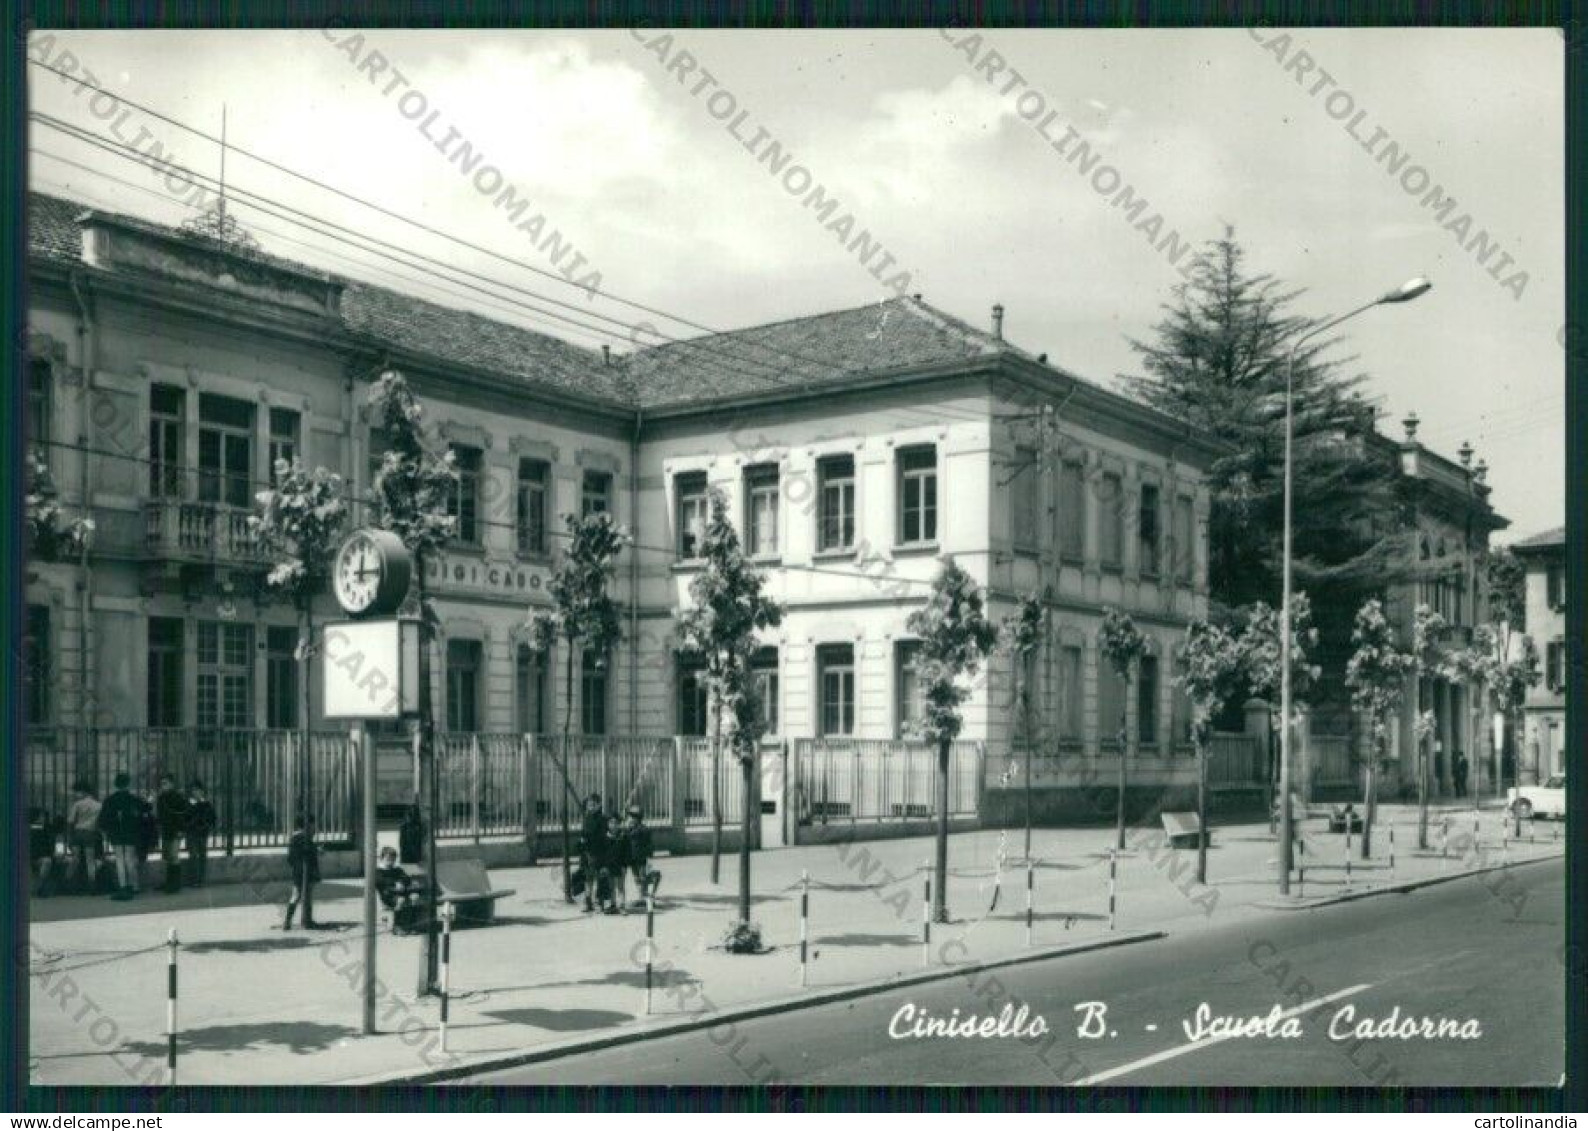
602,344,612,366
1401,411,1420,442
1458,440,1474,467
1474,458,1489,483
992,303,1004,340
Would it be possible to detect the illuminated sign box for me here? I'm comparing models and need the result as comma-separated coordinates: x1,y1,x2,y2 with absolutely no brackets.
322,618,421,720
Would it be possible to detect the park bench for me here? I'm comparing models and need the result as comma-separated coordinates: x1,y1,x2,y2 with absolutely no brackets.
1272,791,1329,824
1161,811,1209,849
403,858,516,925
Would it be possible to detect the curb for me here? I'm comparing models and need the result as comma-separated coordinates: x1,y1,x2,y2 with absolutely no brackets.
1252,848,1562,911
341,928,1169,1085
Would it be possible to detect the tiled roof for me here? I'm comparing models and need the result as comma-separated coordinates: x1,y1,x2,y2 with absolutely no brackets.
627,297,1021,407
27,191,630,406
27,190,1080,413
1511,525,1564,551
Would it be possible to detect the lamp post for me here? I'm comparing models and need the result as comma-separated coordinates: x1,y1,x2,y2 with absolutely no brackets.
1277,276,1431,895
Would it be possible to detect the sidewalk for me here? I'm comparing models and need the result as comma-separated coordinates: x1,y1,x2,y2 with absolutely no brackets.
27,803,1562,1086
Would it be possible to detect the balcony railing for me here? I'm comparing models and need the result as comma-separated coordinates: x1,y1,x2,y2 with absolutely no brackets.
144,498,268,563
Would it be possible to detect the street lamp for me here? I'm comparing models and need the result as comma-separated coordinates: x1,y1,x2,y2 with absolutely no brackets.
1277,276,1431,896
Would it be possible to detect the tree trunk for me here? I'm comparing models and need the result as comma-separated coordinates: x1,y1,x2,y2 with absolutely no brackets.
737,751,753,924
1417,731,1430,850
296,598,313,833
1267,717,1278,836
415,569,440,996
560,645,575,902
934,736,950,923
1115,699,1128,852
710,704,722,885
1195,734,1208,884
1023,710,1033,863
1361,734,1378,859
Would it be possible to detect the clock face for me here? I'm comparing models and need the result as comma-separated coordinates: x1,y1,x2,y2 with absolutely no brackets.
334,532,384,615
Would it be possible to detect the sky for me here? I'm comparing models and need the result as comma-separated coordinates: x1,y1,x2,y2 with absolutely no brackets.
25,28,1565,541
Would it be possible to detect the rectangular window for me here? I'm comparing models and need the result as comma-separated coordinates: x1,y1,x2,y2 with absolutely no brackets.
24,604,50,726
677,661,709,737
1099,472,1124,569
516,459,549,555
268,408,300,485
1546,640,1564,693
1174,496,1195,583
582,470,612,517
1058,462,1086,561
147,617,184,727
1058,645,1083,741
1011,448,1039,551
150,385,186,499
1172,659,1193,748
896,641,924,738
752,647,779,736
1547,563,1565,610
448,445,482,545
1139,484,1161,576
1137,654,1159,748
581,649,609,735
27,360,50,459
196,621,252,731
1098,657,1126,747
817,455,856,552
197,393,254,509
898,445,938,545
445,639,482,732
745,465,780,557
676,472,709,559
515,644,547,734
818,644,855,737
266,626,299,730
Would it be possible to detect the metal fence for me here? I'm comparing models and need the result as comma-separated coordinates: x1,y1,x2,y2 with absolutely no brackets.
792,738,982,824
25,727,356,850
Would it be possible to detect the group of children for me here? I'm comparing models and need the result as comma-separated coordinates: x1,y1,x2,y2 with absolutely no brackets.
29,773,217,900
576,794,659,914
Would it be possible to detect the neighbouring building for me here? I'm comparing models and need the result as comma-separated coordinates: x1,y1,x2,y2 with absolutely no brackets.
22,188,1226,845
1512,525,1565,783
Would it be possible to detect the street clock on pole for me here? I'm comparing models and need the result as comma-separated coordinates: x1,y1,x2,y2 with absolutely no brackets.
333,528,413,618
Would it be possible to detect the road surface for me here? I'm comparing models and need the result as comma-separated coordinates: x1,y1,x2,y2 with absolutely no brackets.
463,857,1564,1086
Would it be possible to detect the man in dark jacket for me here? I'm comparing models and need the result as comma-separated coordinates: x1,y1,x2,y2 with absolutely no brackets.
283,814,321,930
29,808,59,898
184,780,217,887
97,772,143,900
398,802,425,866
155,775,189,893
578,794,610,913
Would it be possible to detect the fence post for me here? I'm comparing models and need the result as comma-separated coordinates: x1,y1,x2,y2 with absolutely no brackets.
522,735,537,863
223,733,236,856
976,741,988,821
671,737,687,852
470,735,482,845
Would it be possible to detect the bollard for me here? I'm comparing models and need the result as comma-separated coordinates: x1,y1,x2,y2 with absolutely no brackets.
798,870,809,988
1297,836,1306,897
644,893,656,1015
1025,859,1035,948
1107,849,1117,931
1440,818,1449,866
1389,823,1396,878
921,862,932,967
439,902,453,1053
1474,815,1481,853
166,928,179,1087
1345,821,1353,887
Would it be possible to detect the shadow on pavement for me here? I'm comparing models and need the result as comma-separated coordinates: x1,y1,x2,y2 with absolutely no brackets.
481,1007,632,1032
814,932,917,948
121,1020,356,1056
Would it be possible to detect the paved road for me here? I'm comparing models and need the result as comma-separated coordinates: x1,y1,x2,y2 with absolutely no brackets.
465,857,1564,1086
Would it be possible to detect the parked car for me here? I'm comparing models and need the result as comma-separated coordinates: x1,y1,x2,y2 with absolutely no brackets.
1508,774,1566,820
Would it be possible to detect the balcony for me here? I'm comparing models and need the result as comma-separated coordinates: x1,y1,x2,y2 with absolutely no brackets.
144,497,269,564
